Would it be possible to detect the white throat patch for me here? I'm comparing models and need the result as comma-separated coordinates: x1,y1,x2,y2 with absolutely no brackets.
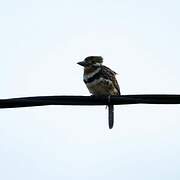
83,67,101,81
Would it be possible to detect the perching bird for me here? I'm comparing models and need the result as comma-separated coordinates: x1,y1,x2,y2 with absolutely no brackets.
77,56,120,129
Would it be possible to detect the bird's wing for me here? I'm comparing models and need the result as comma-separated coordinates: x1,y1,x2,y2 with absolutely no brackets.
101,65,121,95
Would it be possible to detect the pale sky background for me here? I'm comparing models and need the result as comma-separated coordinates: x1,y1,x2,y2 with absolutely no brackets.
0,0,180,179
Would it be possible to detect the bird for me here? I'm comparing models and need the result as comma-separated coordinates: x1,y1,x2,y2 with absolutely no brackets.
77,56,120,129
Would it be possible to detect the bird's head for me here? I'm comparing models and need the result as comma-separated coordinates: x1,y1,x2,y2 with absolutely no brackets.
77,56,103,68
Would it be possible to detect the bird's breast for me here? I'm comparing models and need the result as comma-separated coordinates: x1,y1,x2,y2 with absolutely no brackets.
83,66,119,95
85,77,118,95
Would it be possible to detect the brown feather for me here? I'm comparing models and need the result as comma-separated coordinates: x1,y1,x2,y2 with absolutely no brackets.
101,65,121,95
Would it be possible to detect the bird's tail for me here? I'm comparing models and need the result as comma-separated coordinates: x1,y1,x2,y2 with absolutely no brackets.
108,104,114,129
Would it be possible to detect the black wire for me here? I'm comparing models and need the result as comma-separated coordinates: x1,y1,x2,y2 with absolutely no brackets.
0,94,180,109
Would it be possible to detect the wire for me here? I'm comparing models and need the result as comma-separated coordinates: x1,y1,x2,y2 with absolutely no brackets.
0,94,180,109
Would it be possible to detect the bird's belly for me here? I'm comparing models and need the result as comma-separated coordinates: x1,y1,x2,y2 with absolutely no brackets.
86,78,118,95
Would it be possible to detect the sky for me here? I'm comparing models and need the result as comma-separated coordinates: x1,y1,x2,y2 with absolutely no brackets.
0,0,180,179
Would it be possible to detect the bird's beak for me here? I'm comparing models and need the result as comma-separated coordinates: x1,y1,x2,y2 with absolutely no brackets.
77,61,86,67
